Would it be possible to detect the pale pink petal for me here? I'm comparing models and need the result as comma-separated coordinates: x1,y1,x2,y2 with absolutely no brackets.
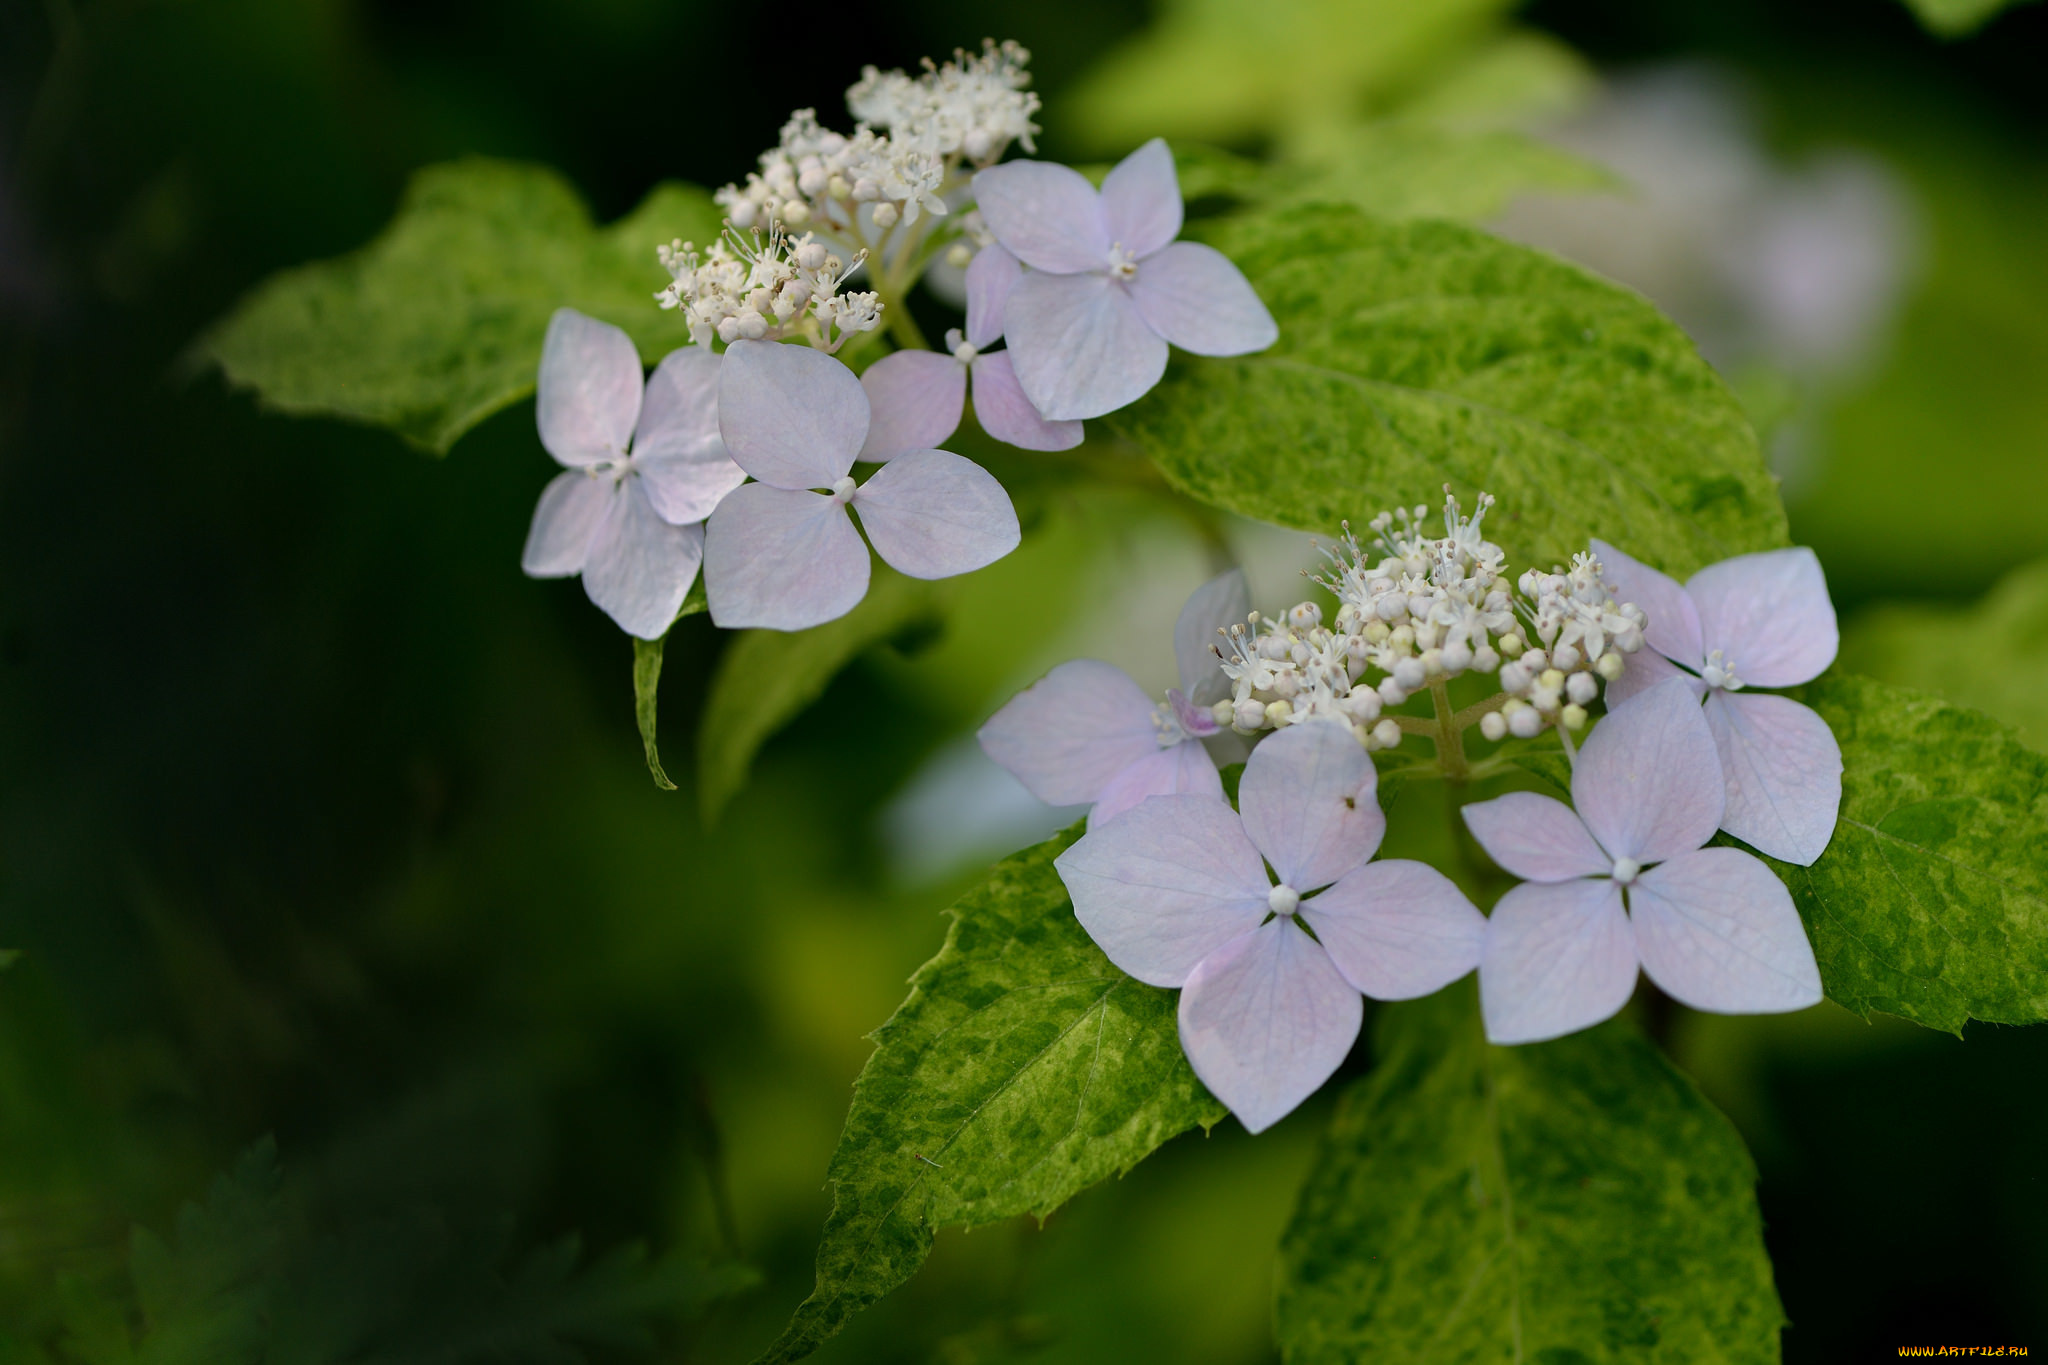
1686,547,1838,687
1005,271,1169,421
964,244,1023,349
1704,691,1844,865
1591,539,1704,670
1479,879,1638,1045
1460,792,1610,882
1091,738,1223,828
971,160,1112,275
537,309,642,466
1603,643,1707,708
1099,138,1183,260
1300,860,1485,1000
859,350,966,460
701,483,869,631
581,483,705,640
1178,921,1362,1134
1630,847,1824,1013
978,659,1163,806
967,352,1084,450
1239,721,1382,890
1573,678,1724,865
1167,689,1219,737
633,347,723,459
1126,242,1277,357
635,348,746,525
521,471,611,578
716,339,867,489
1054,794,1271,987
852,450,1020,579
1174,567,1251,705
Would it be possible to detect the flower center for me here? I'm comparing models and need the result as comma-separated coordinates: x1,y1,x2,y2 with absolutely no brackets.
829,476,858,505
1700,649,1744,691
1611,857,1642,885
1106,243,1139,280
1268,884,1301,917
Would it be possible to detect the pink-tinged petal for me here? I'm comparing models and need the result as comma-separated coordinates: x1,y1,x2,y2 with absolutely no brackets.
1301,859,1485,1000
852,449,1020,579
1179,921,1362,1134
702,483,869,631
635,453,747,528
521,471,611,578
1573,678,1724,865
537,309,642,466
1100,138,1183,260
978,659,1163,805
1591,539,1704,670
1174,567,1251,705
1091,738,1223,828
859,350,966,460
1167,689,1219,737
1603,643,1707,708
1630,847,1823,1013
1239,721,1383,890
1005,271,1169,421
967,352,1084,450
1686,546,1838,687
1460,792,1610,883
581,483,705,640
1127,242,1278,357
971,160,1112,275
633,347,723,459
964,244,1023,349
716,340,867,489
1055,793,1271,987
1705,691,1844,865
1479,879,1638,1045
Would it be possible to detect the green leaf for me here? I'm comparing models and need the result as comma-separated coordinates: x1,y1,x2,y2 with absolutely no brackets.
203,159,718,454
759,823,1224,1363
1899,0,2039,36
1836,558,2048,751
1278,986,1784,1364
1108,209,1788,580
1509,748,1574,798
1269,124,1618,223
1770,674,2048,1031
1059,0,1513,152
0,949,20,972
697,568,944,823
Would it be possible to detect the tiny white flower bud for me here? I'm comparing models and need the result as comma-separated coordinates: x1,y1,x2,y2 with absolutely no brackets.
1499,633,1525,658
1264,699,1294,726
1473,645,1500,673
1479,710,1509,742
1500,662,1531,693
827,174,853,200
1552,643,1581,671
796,241,829,271
737,309,768,340
871,201,900,229
1440,642,1473,674
1507,704,1543,739
716,315,743,343
1288,601,1322,631
1413,621,1440,651
1539,668,1566,692
1522,648,1549,672
1210,699,1235,725
945,242,974,268
1364,621,1391,646
1270,670,1300,699
1234,698,1266,731
1378,678,1408,707
781,199,812,224
1389,624,1415,652
1393,658,1425,690
964,128,996,161
1376,594,1408,623
1531,686,1562,713
1353,723,1375,748
1561,703,1589,730
1341,689,1382,723
1371,719,1402,749
1566,670,1599,706
853,178,880,201
1596,650,1626,681
1615,622,1644,653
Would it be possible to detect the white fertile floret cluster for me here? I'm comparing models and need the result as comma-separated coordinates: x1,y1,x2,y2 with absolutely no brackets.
655,227,882,351
716,111,948,237
846,40,1041,165
1209,491,1644,752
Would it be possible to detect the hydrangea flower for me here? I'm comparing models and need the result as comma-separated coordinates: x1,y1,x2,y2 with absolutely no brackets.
977,568,1248,825
701,340,1020,631
1591,540,1843,864
1055,720,1485,1133
521,309,746,639
973,138,1278,421
1462,677,1824,1046
858,245,1082,457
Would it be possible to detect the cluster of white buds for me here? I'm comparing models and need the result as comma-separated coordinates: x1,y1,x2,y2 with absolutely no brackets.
716,109,948,240
1485,554,1646,741
654,226,882,351
1209,491,1646,753
846,40,1041,166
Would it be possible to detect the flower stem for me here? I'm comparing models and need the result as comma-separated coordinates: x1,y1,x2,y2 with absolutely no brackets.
1428,679,1468,784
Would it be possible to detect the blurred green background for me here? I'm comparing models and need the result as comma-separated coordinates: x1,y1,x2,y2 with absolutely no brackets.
2,0,2045,1360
